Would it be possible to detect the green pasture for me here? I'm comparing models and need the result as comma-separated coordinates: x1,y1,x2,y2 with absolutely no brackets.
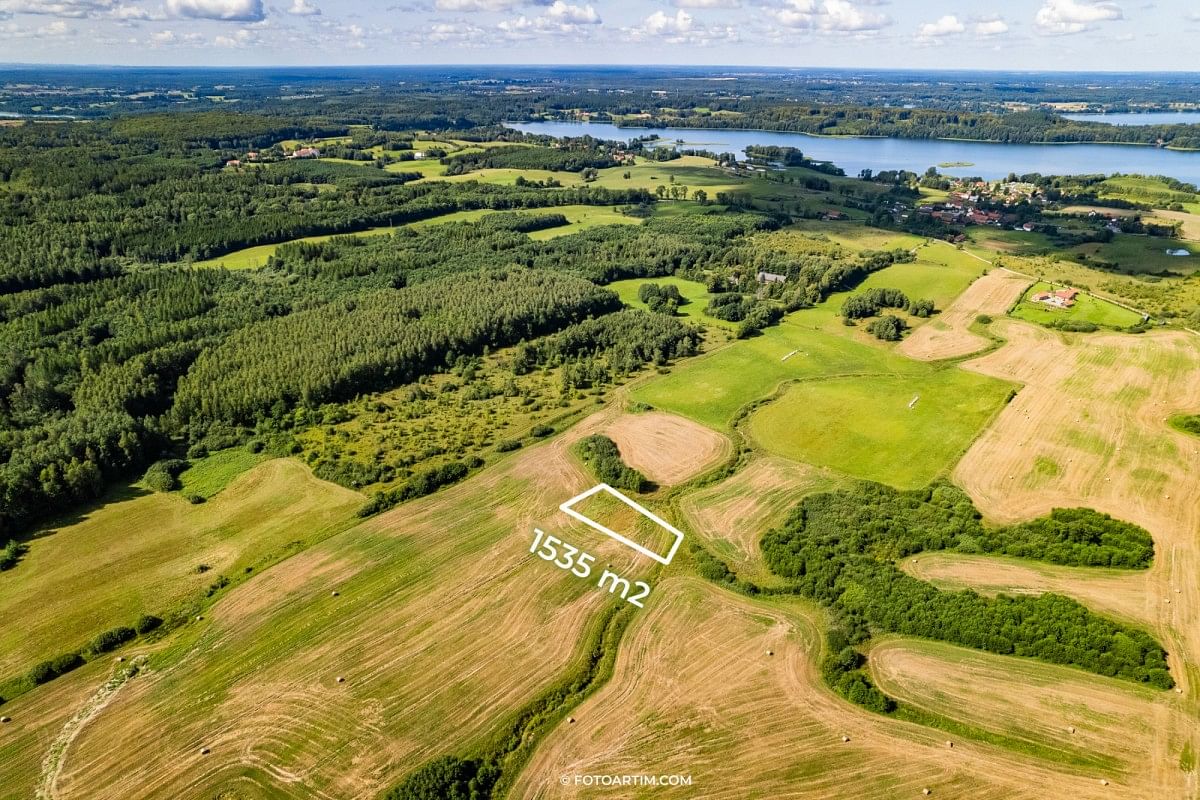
1010,281,1146,329
746,368,1011,488
1071,235,1199,276
176,448,266,499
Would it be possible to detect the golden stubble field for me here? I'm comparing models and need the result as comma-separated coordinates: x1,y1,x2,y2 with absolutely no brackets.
0,409,728,800
953,319,1200,795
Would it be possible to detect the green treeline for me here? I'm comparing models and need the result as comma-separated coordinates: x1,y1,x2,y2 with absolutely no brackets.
443,142,620,175
631,107,1200,149
574,435,649,492
759,481,1172,704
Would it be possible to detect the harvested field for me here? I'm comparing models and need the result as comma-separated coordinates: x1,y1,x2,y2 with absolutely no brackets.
604,411,730,486
955,320,1200,783
679,456,841,583
512,579,1143,799
897,268,1030,361
19,411,656,800
870,639,1193,798
0,459,362,678
903,552,1152,627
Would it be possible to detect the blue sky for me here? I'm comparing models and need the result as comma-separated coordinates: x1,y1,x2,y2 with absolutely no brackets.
0,0,1195,70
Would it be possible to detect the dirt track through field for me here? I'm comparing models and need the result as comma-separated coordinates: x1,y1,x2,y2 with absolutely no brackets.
604,411,730,486
897,268,1029,361
955,320,1200,796
511,579,1151,799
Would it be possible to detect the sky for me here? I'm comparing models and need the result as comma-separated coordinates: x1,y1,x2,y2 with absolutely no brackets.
0,0,1196,71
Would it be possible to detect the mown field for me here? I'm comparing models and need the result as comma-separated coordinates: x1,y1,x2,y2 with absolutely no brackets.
0,458,361,681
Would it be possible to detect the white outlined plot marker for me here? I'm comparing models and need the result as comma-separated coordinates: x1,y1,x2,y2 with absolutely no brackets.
558,483,684,566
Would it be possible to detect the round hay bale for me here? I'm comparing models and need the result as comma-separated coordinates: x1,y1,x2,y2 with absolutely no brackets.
1068,726,1076,734
200,747,210,755
195,615,204,621
841,735,850,743
1,716,11,723
336,676,345,684
568,717,575,724
331,590,339,597
116,656,125,663
767,650,774,656
1099,779,1108,786
922,789,932,796
945,740,953,748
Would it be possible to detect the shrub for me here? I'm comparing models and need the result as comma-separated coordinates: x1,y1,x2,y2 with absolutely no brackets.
975,313,993,324
866,315,907,341
0,539,24,571
495,439,522,452
143,459,188,493
88,626,136,655
185,493,205,505
530,424,554,438
135,614,163,634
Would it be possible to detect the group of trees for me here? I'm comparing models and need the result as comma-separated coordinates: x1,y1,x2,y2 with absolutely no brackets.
841,287,934,320
759,481,1174,711
637,282,688,315
575,435,650,493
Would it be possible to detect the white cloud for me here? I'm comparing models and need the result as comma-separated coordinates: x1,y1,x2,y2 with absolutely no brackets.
1035,0,1122,35
630,7,736,45
166,0,264,22
212,25,257,44
772,0,890,33
545,0,596,24
974,15,1009,36
435,0,547,10
496,0,597,38
643,8,692,35
286,0,318,15
917,14,964,39
0,0,113,18
672,0,739,7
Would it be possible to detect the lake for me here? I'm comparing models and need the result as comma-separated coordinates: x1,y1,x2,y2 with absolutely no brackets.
1063,111,1200,126
507,120,1200,185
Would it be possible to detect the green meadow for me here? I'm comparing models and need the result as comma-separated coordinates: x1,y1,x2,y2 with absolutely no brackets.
747,369,1012,488
608,275,736,328
1011,281,1145,329
632,253,1010,486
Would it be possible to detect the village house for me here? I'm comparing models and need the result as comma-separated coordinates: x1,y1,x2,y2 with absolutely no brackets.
290,146,320,159
822,209,848,221
756,271,787,284
1031,287,1079,308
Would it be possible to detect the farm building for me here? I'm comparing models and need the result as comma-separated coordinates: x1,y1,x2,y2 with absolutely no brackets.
290,147,320,159
756,271,787,284
1031,288,1079,308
